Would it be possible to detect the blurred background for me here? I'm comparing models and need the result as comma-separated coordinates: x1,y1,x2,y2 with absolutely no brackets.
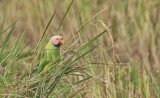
0,0,160,97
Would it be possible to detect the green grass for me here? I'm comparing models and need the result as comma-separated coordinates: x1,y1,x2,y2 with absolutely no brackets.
0,0,160,97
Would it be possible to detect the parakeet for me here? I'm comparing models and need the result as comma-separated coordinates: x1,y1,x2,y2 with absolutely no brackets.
37,36,64,76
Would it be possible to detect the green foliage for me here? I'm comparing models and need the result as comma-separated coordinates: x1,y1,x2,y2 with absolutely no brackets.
0,14,29,97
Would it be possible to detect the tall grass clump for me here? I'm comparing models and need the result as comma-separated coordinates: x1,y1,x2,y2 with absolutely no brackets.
0,14,31,97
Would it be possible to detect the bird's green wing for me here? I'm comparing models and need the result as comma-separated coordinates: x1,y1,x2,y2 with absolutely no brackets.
37,57,49,73
37,42,50,73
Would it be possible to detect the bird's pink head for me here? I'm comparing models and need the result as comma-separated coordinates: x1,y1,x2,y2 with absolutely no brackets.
51,36,64,47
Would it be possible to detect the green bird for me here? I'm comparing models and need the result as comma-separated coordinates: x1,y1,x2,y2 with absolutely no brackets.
37,35,64,76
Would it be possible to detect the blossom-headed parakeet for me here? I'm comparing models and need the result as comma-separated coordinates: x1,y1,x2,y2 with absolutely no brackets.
37,36,64,75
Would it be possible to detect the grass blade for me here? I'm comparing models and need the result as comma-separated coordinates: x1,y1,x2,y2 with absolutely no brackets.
57,0,74,34
54,76,91,97
0,12,6,38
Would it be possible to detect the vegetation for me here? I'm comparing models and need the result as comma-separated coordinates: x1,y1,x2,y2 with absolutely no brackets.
0,0,160,97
